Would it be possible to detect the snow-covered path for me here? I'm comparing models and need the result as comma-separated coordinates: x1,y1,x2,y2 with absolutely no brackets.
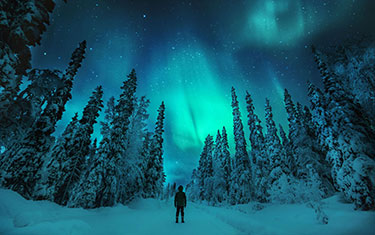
74,199,241,235
91,201,240,235
0,189,240,235
1,189,374,235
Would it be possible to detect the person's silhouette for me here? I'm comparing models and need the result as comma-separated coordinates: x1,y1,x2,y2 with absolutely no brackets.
174,185,187,223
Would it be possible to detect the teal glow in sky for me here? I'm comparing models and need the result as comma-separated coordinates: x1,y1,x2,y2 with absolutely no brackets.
31,0,375,184
148,41,233,150
246,0,305,45
242,0,361,47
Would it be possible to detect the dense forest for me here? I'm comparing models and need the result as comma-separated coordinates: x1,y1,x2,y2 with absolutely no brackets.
1,1,374,213
187,41,375,211
0,1,166,208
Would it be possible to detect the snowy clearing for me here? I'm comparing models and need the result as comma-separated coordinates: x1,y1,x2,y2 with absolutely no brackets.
0,189,374,235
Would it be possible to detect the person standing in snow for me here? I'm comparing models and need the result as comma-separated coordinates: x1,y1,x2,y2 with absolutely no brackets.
174,185,187,223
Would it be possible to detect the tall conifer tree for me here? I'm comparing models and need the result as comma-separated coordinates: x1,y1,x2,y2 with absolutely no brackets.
145,102,166,198
229,87,253,204
312,46,375,209
1,41,86,199
221,126,232,200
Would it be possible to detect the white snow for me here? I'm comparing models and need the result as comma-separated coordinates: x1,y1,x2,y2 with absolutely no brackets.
0,189,374,235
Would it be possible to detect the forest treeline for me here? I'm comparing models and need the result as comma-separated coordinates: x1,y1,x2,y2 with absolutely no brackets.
187,41,375,211
0,1,166,208
0,0,374,212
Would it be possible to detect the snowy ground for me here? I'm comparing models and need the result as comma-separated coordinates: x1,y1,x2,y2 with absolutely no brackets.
0,189,374,235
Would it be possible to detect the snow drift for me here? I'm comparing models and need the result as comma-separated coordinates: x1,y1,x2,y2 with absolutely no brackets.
1,189,374,235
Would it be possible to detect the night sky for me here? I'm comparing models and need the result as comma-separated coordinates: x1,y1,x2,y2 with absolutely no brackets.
31,0,375,185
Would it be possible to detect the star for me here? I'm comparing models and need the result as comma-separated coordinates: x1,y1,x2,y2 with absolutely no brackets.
30,0,375,185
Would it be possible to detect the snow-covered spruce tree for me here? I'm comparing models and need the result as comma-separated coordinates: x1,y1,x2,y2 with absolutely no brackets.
113,69,137,140
264,99,283,173
104,69,139,206
297,101,329,166
296,101,326,158
69,97,117,207
126,96,150,162
305,164,326,202
89,138,98,162
197,134,214,202
307,81,330,151
140,132,152,197
35,112,79,201
213,130,222,167
79,86,104,127
47,86,104,206
0,0,63,152
0,69,65,150
70,126,124,208
0,0,56,110
186,169,200,201
283,89,299,178
268,166,323,204
123,96,150,200
312,46,375,210
329,41,375,129
100,96,116,140
129,97,152,199
1,41,86,199
307,81,339,192
267,123,300,204
69,70,138,208
221,126,232,201
144,101,166,199
35,85,103,202
115,69,144,204
278,124,293,175
283,88,333,198
68,137,111,208
211,130,226,204
298,101,333,195
245,91,265,164
229,87,253,204
245,92,268,202
270,163,327,212
300,104,322,152
264,99,284,200
284,90,311,177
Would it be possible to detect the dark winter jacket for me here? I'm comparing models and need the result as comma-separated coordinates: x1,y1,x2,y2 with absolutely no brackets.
174,191,187,207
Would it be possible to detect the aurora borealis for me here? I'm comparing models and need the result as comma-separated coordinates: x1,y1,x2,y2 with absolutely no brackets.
31,0,375,184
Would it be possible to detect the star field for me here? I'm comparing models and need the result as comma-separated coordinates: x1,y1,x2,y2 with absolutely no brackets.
31,0,375,184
